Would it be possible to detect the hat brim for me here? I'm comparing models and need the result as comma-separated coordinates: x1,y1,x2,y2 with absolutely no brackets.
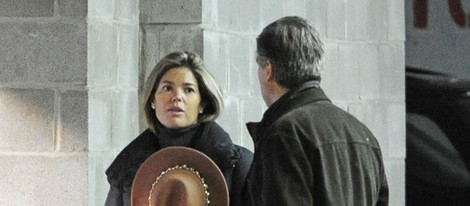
131,146,229,206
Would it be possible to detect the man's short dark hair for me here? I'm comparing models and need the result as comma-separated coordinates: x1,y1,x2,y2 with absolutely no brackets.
257,16,324,89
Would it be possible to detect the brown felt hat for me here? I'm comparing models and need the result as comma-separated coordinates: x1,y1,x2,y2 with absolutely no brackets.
131,146,229,206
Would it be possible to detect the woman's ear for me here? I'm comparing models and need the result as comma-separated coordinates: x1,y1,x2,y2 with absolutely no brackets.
199,102,207,114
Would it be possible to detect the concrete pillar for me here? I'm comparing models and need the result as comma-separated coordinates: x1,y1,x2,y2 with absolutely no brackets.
87,0,140,205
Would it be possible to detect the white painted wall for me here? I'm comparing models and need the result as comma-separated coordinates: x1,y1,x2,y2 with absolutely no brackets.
202,0,406,205
88,0,140,205
87,0,406,205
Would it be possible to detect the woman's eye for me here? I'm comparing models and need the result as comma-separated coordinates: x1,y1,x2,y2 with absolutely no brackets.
185,88,195,93
161,85,172,92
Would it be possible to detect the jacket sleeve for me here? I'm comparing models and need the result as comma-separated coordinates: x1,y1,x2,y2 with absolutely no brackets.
376,154,389,206
230,145,254,206
104,185,123,206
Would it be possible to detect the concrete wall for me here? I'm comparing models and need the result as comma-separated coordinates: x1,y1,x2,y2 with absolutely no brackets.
87,0,140,205
202,0,406,205
0,0,405,205
0,0,88,205
88,0,203,205
140,0,203,87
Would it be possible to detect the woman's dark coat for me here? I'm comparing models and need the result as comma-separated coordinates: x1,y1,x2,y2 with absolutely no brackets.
104,122,253,206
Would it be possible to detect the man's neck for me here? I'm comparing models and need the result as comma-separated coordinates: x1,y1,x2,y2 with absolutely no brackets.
266,85,288,107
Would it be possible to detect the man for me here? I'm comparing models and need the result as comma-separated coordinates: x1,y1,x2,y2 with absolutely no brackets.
242,16,389,205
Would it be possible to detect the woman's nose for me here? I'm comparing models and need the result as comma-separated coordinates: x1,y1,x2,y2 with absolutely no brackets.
171,91,182,102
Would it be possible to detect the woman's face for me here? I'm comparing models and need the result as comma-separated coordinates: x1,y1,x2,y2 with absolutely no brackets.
153,67,203,129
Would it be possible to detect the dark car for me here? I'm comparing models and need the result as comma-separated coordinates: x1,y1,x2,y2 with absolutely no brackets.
406,67,470,205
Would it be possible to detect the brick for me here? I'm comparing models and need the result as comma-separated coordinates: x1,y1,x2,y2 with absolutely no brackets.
357,44,380,100
331,43,381,101
60,90,88,152
217,96,241,145
140,25,161,81
0,154,87,206
141,25,203,79
320,42,340,99
326,0,346,39
140,0,201,24
202,0,215,26
325,43,361,101
346,0,387,41
111,91,140,149
87,21,118,88
387,0,405,41
88,90,140,151
239,0,261,33
162,26,202,56
88,90,113,151
0,88,54,151
217,0,240,30
117,24,139,88
284,0,306,17
260,0,284,27
305,0,327,38
384,103,406,158
347,102,390,156
379,43,405,101
384,159,405,206
87,0,113,19
89,151,118,206
0,0,54,17
229,36,258,96
0,22,87,84
58,0,87,17
114,0,139,21
203,31,229,92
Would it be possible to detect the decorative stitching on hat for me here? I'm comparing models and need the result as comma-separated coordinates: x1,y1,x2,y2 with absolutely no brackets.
148,164,210,206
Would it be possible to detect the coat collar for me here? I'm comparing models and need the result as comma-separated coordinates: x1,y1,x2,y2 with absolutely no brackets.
106,122,239,187
247,81,330,143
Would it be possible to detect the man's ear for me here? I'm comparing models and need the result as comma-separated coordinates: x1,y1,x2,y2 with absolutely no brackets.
265,60,274,82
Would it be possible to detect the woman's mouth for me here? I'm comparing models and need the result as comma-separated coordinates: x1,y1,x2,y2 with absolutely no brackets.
168,106,184,114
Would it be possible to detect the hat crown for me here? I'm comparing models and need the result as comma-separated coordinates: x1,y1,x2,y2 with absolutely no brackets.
131,146,229,206
149,165,209,206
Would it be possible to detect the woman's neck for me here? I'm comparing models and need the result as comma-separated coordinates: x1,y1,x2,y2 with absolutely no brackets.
156,123,202,148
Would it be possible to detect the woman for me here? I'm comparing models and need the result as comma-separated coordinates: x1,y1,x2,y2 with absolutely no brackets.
104,51,253,206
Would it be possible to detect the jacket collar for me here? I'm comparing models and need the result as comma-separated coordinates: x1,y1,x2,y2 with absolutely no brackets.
106,122,239,186
247,81,330,143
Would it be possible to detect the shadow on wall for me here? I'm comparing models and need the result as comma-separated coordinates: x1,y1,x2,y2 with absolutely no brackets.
0,88,87,151
0,88,55,151
405,67,470,205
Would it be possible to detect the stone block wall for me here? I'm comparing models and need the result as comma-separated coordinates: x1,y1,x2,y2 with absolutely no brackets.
88,0,203,205
0,0,406,205
87,0,140,205
0,0,88,205
202,0,406,205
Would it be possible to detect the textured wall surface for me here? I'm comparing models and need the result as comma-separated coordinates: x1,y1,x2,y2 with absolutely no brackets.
0,0,406,205
88,0,203,205
0,0,88,205
87,0,140,205
202,0,406,205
